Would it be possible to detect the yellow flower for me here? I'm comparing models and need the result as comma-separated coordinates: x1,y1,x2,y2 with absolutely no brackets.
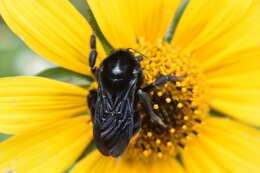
0,0,260,172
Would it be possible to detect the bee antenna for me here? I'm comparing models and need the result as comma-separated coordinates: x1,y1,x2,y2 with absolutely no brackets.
127,48,148,59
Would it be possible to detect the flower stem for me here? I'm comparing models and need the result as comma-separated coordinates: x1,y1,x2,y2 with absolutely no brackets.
164,0,190,43
85,1,113,55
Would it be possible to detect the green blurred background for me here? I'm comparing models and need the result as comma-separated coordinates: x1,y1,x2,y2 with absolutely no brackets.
0,0,88,77
0,16,56,77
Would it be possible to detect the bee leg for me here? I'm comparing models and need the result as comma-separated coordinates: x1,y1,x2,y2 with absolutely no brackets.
133,110,142,136
87,89,97,118
89,34,98,76
142,74,185,93
137,90,166,128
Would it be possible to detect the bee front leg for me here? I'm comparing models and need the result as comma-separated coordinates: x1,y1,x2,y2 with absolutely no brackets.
142,74,185,93
137,89,166,128
89,34,98,76
133,110,142,136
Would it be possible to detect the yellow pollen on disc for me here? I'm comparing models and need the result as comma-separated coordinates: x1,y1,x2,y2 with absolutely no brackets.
194,110,200,115
182,88,187,93
124,40,208,161
143,150,150,157
191,102,197,107
177,103,183,108
167,142,173,147
157,152,163,159
176,81,182,87
182,125,187,130
156,139,161,145
186,135,191,140
157,92,163,97
153,104,159,110
165,97,172,103
147,132,153,138
169,128,176,134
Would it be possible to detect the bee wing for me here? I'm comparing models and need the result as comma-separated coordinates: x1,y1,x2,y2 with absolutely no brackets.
93,79,137,157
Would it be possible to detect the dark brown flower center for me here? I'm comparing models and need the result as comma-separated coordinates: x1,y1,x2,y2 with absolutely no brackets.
124,40,209,160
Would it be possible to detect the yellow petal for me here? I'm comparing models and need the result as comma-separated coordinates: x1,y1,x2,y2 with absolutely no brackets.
174,0,252,48
182,117,260,172
71,150,185,173
206,48,260,126
0,0,93,75
198,1,260,71
174,0,260,65
88,0,180,47
181,141,224,173
205,47,260,77
149,157,185,173
0,76,88,134
0,116,92,173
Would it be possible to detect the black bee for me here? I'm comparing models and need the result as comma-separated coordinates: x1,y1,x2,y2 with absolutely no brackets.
87,35,181,157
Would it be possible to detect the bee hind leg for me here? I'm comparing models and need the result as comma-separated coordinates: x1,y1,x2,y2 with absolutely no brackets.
137,90,166,128
133,110,142,136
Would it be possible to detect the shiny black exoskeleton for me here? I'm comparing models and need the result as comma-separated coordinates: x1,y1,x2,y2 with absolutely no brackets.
87,35,181,157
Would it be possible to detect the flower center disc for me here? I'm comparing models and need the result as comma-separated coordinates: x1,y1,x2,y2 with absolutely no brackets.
124,40,209,160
